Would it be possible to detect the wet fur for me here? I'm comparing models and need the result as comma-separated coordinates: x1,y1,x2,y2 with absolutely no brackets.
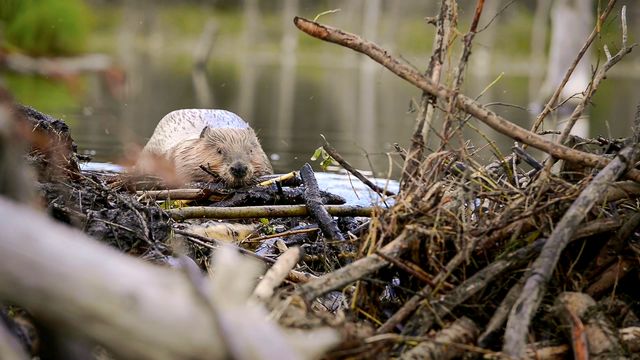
168,127,272,187
141,109,272,187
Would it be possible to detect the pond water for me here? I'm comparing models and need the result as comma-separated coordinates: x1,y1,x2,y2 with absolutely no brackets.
4,2,640,180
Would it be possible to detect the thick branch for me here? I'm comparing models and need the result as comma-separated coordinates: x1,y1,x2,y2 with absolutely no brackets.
0,197,224,360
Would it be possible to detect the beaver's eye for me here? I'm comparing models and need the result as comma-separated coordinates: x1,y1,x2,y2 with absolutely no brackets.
216,148,223,155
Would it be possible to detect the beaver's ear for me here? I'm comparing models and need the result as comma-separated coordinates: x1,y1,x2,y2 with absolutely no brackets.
199,126,210,138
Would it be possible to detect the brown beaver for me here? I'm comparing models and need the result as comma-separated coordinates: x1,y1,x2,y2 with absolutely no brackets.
140,109,273,187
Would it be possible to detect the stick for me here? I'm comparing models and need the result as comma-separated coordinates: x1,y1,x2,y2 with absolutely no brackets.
321,136,396,196
292,16,640,183
402,0,454,188
252,247,301,301
300,163,345,241
297,230,417,301
503,145,640,358
0,197,226,359
165,204,373,221
529,0,618,134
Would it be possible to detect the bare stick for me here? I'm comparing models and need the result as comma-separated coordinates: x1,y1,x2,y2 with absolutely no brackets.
529,0,618,134
292,17,640,183
137,188,212,201
300,163,344,241
297,230,417,301
321,135,395,196
252,247,301,301
440,0,485,144
402,0,454,188
166,204,373,221
503,145,640,358
555,5,635,146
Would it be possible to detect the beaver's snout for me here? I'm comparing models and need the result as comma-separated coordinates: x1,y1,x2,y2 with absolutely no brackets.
230,162,248,179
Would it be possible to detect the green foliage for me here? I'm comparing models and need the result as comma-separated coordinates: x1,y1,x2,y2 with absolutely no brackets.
3,73,80,122
310,146,335,171
2,0,91,56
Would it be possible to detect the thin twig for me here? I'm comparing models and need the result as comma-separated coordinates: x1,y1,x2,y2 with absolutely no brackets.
321,135,396,197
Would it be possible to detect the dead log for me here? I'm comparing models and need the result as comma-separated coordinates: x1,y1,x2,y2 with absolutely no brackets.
0,197,224,359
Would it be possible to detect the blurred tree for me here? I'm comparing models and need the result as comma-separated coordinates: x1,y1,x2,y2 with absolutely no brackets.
1,0,90,56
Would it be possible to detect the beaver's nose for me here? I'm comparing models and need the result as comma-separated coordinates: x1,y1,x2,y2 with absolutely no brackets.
230,163,248,178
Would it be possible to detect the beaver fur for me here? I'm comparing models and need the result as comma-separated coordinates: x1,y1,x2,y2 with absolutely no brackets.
141,109,272,187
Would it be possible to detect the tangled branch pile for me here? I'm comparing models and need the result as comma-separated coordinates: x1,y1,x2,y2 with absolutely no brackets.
1,1,640,359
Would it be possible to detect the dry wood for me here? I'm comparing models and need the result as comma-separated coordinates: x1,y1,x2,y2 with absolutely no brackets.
401,0,454,188
0,197,225,360
166,204,373,221
252,247,301,302
300,163,344,241
503,145,640,358
293,16,640,182
400,317,479,360
586,259,634,298
554,292,629,359
529,0,618,133
440,0,484,144
401,239,545,338
137,188,212,201
477,277,525,348
321,136,395,197
588,212,640,278
297,230,417,301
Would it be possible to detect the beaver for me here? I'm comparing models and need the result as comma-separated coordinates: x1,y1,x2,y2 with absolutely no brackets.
141,109,273,187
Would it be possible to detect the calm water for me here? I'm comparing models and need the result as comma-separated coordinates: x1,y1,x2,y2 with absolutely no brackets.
4,2,640,178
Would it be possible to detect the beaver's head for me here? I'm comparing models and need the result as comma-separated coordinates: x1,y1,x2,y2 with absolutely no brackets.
171,126,273,187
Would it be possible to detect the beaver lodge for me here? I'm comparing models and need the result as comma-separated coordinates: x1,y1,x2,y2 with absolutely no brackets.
1,2,640,359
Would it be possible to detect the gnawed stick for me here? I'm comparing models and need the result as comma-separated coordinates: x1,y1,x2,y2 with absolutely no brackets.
252,247,302,302
300,163,344,241
166,204,373,221
503,145,640,358
137,188,212,201
321,136,396,197
293,16,640,183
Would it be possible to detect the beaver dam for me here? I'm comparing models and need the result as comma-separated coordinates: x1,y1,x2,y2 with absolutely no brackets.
2,2,640,360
